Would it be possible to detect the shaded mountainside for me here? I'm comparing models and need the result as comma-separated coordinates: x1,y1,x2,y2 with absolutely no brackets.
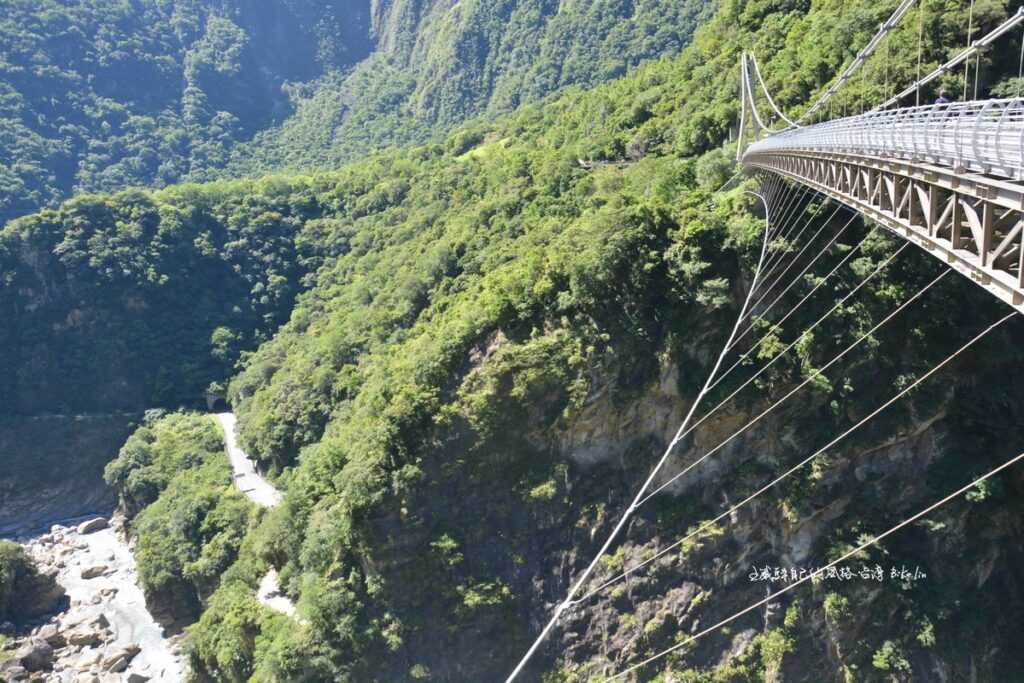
3,0,1024,681
0,414,136,536
0,0,712,226
0,180,318,417
0,0,374,225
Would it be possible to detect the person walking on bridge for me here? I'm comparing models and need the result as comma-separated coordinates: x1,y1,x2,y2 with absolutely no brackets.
935,89,952,105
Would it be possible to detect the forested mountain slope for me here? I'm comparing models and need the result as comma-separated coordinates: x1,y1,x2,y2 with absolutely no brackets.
190,0,1024,679
0,0,373,224
227,0,716,176
0,0,711,227
5,0,1024,680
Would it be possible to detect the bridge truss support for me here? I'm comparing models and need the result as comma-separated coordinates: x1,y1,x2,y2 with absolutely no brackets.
744,150,1024,314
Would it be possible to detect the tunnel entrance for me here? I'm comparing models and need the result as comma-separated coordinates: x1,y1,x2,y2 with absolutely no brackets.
205,386,229,412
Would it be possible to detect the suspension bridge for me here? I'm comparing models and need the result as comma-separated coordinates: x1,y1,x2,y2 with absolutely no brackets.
504,1,1024,680
740,8,1024,313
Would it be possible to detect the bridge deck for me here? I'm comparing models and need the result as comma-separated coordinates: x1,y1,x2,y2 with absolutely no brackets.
743,100,1024,313
747,99,1024,181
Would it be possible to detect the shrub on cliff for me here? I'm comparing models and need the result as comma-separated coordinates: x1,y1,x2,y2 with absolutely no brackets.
0,541,63,625
104,412,226,517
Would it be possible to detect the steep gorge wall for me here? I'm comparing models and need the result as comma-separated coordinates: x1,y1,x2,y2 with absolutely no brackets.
532,350,1024,681
0,414,137,535
290,320,1024,681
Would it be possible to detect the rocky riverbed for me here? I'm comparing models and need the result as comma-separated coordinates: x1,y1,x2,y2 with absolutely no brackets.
1,515,184,682
1,413,294,682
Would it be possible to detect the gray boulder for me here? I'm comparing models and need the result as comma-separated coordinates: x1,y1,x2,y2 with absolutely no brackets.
66,628,102,647
101,643,139,671
77,518,108,534
0,661,28,680
36,622,66,647
15,636,53,671
80,564,109,579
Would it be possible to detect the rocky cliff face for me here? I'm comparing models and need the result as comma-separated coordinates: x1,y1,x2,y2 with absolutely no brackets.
285,316,1024,682
0,415,135,536
491,343,1024,681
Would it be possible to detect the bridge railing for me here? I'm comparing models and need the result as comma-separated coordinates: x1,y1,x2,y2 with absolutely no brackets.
745,98,1024,181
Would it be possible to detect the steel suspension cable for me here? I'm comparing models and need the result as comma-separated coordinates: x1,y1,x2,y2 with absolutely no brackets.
596,312,1017,619
731,238,908,375
762,182,787,230
757,182,818,267
757,196,832,280
768,176,799,221
746,202,849,320
502,189,776,683
713,169,745,195
748,53,798,128
770,176,790,216
964,0,977,101
973,41,981,100
969,54,976,102
569,267,953,606
875,8,1024,109
763,183,804,252
884,24,893,107
915,0,926,107
611,442,1024,679
742,53,777,133
704,243,911,424
796,0,918,123
1018,30,1024,97
759,187,830,263
762,174,783,213
762,184,814,260
640,257,934,505
746,211,868,327
737,59,749,161
753,198,848,305
767,183,815,249
729,216,871,353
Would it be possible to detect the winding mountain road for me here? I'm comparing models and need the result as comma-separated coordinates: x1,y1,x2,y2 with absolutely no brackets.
213,412,298,620
214,413,281,508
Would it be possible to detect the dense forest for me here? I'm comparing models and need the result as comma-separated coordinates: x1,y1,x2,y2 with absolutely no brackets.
103,411,256,630
0,0,372,224
0,0,711,227
3,0,1024,680
230,0,716,177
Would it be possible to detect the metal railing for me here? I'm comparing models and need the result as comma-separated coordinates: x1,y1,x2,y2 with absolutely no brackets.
744,98,1024,181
